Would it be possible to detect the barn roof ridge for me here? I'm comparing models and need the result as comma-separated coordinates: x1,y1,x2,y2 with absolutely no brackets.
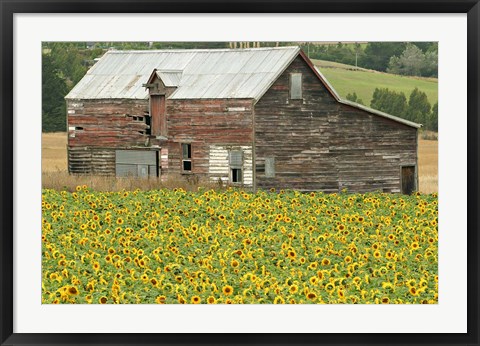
106,46,299,54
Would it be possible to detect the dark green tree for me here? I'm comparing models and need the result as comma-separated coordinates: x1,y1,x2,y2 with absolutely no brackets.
359,42,406,72
406,88,431,125
42,54,68,132
370,88,407,117
345,92,364,105
426,102,438,131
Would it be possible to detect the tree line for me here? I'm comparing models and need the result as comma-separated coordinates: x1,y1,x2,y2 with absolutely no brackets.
346,88,438,131
301,42,438,78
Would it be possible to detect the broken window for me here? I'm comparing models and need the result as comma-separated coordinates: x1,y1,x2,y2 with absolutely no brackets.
229,150,243,183
182,143,192,172
290,73,302,100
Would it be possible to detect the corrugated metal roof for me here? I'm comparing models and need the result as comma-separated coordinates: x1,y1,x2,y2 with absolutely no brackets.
156,70,182,87
65,47,300,101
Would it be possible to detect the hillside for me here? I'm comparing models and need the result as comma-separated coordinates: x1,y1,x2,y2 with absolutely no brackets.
312,59,438,106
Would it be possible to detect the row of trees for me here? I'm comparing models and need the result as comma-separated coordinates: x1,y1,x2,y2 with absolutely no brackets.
346,88,438,131
301,42,438,77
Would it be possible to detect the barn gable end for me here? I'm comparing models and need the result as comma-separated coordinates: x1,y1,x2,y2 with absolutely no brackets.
254,54,418,193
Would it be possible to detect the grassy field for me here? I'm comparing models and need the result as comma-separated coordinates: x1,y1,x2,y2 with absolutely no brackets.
42,133,438,193
312,59,438,106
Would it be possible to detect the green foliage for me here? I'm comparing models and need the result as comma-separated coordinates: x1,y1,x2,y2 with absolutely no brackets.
360,42,406,72
427,103,438,131
406,88,431,125
368,87,436,130
42,54,68,132
387,43,438,77
370,88,407,118
345,92,364,105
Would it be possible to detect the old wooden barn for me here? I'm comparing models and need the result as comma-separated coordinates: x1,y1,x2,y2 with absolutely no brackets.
65,46,420,194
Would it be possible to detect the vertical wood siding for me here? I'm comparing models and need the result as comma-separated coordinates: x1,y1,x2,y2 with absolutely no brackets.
254,55,417,193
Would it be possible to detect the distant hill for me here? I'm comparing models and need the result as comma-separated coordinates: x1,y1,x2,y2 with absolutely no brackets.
312,59,438,106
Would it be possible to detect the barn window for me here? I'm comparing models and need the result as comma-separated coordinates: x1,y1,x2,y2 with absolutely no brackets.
182,143,192,172
229,150,243,183
290,73,302,100
145,115,151,135
265,157,275,178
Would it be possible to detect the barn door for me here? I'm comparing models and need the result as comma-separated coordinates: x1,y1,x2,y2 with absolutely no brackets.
150,95,166,136
401,166,416,195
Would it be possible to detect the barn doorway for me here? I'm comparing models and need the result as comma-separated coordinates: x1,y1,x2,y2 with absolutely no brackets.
115,150,159,178
401,166,416,195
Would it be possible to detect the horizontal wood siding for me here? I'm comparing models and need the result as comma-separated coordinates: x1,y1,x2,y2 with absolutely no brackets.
68,148,115,175
165,99,254,179
254,55,417,193
67,99,150,148
208,145,253,187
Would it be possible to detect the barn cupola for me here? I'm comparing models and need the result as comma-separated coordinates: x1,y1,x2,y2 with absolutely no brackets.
143,69,182,139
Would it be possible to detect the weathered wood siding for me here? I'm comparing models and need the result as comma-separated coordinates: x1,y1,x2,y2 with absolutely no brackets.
208,145,253,187
254,55,418,193
68,148,116,175
67,99,154,174
67,99,150,148
165,99,254,179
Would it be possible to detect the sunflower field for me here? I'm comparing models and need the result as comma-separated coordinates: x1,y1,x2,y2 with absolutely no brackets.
42,186,438,304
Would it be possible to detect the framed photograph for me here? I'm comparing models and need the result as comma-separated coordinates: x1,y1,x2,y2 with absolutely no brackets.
1,1,479,345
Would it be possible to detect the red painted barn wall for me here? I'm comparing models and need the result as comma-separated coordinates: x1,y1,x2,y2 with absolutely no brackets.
165,99,254,177
67,99,149,148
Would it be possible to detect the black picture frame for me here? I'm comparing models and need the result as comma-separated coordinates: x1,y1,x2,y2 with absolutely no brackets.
1,1,479,345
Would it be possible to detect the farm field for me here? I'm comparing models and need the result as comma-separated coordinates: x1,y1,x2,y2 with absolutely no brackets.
312,59,438,106
42,187,438,304
41,133,438,193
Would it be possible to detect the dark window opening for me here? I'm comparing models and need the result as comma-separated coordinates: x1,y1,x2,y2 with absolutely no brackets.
231,168,242,183
182,143,192,172
145,116,151,135
401,166,416,195
75,126,84,131
183,160,192,171
229,150,243,183
290,73,303,100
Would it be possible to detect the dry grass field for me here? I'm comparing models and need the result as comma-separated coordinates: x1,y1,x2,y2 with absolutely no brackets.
42,132,438,193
